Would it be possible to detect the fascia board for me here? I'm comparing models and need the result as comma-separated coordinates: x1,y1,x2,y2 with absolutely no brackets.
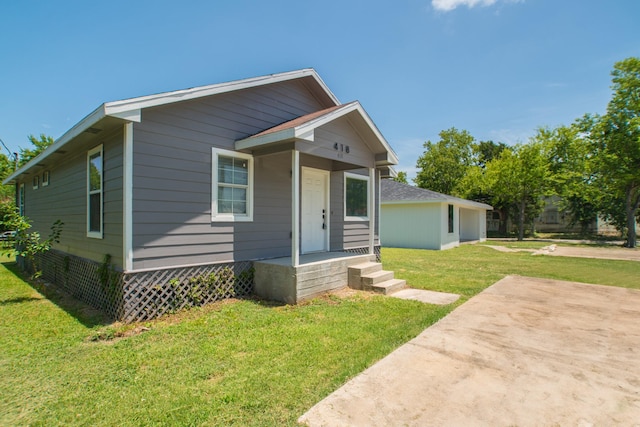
381,199,445,205
105,68,339,116
351,103,399,165
453,199,494,210
235,128,297,150
3,105,107,184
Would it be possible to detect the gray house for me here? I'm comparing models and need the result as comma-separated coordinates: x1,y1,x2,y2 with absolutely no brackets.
5,69,399,321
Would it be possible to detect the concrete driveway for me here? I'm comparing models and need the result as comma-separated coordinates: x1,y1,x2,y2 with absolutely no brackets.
299,276,640,426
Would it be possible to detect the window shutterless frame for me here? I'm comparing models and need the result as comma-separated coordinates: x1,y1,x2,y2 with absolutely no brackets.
344,172,369,221
87,145,103,238
18,183,25,216
211,147,254,222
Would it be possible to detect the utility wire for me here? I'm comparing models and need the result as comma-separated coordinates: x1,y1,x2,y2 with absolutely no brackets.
0,137,19,170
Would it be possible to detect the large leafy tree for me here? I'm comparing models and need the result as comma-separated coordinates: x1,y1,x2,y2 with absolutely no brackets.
457,140,509,234
393,171,408,184
485,141,550,240
582,57,640,247
0,152,17,230
538,125,599,235
414,127,474,195
19,134,54,167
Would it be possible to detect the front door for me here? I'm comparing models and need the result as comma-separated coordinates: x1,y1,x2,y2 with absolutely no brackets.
301,168,329,253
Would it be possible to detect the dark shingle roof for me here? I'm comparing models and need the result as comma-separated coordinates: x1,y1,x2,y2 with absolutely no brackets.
380,179,493,210
380,179,447,202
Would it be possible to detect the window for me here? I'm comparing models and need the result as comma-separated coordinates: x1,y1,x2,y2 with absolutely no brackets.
18,183,25,216
87,145,103,238
344,172,369,220
42,171,50,187
32,175,39,190
448,204,454,233
212,147,253,222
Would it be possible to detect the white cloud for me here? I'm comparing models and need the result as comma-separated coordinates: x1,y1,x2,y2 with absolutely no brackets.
432,0,521,12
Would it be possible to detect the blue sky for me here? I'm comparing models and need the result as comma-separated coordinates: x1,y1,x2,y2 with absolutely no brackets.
1,0,638,180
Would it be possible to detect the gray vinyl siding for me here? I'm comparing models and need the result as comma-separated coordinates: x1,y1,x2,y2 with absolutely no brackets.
21,128,124,267
130,79,326,270
311,117,376,168
329,169,379,250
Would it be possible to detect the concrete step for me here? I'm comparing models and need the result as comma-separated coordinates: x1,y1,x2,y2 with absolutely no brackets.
349,262,382,275
348,262,383,290
370,279,407,295
361,270,395,286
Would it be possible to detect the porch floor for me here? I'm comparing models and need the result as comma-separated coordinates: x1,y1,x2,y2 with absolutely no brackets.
257,251,371,267
253,251,376,304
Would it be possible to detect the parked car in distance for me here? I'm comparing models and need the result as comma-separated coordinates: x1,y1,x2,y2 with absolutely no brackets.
0,230,16,240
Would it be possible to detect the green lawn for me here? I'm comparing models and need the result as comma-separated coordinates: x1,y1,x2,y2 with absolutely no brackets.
1,245,639,426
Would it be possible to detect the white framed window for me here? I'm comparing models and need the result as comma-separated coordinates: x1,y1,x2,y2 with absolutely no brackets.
87,145,103,238
212,147,253,222
42,171,50,187
18,183,25,216
344,172,369,221
32,175,39,190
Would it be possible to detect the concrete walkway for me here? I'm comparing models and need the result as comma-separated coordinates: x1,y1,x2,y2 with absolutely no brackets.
299,276,640,426
389,288,459,305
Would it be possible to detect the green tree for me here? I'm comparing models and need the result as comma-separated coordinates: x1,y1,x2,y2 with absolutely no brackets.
414,127,474,195
0,152,17,230
393,171,408,184
582,57,640,247
538,125,599,235
457,140,509,234
485,142,550,240
19,134,54,167
474,140,507,169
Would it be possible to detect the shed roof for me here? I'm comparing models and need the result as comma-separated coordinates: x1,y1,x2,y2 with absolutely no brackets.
381,179,493,210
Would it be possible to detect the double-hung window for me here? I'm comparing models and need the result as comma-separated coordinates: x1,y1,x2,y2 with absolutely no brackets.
87,145,103,238
18,183,25,216
344,172,369,221
212,147,253,222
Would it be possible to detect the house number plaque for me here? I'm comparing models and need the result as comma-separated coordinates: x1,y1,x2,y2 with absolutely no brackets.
334,143,350,159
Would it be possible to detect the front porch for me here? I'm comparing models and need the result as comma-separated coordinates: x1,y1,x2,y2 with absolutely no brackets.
253,251,376,304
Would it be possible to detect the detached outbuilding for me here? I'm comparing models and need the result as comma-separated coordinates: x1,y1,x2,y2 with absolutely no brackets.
380,180,492,250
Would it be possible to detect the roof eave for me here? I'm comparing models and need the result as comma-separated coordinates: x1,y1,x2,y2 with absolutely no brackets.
3,104,108,184
105,68,340,116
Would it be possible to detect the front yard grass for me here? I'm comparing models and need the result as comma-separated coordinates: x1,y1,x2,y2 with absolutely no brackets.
1,245,639,426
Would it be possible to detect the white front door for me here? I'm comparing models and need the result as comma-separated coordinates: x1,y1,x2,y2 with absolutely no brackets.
301,168,329,253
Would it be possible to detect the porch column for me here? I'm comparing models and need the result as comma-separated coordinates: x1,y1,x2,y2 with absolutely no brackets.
368,167,375,255
292,150,300,267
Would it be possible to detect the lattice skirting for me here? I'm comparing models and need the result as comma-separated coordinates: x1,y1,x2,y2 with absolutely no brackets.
344,245,381,262
34,250,254,323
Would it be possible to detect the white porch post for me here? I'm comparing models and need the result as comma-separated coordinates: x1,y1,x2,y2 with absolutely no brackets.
368,167,375,255
292,150,300,267
123,122,134,272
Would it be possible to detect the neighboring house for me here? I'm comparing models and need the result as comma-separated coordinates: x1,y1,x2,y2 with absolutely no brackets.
535,195,597,233
4,69,399,321
380,180,492,250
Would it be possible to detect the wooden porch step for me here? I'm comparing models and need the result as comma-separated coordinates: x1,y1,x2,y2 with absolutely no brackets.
370,278,407,295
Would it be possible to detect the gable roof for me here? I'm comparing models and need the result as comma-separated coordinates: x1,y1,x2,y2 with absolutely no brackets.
381,179,492,210
4,68,340,184
235,101,398,166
